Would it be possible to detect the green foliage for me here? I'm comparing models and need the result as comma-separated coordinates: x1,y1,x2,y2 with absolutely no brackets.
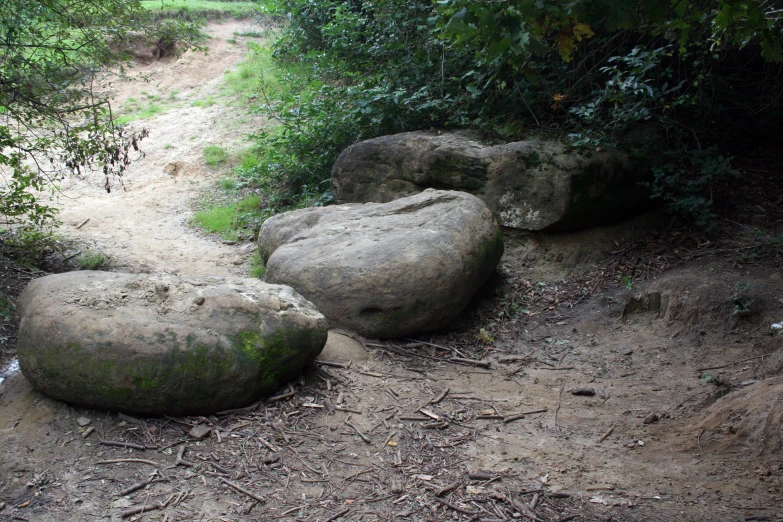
192,194,262,240
0,293,14,320
218,177,239,191
249,0,782,224
249,253,265,278
140,1,266,19
222,42,280,103
77,252,106,270
0,0,202,227
1,225,64,266
203,145,230,167
644,148,739,229
191,96,217,107
731,282,754,316
115,96,168,125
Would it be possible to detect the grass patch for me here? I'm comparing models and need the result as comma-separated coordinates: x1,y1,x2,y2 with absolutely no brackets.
114,94,169,124
203,145,229,167
218,177,239,191
249,253,265,278
77,252,106,270
140,1,264,19
191,96,216,108
192,194,261,240
222,42,280,102
0,293,15,320
193,204,237,237
235,29,267,38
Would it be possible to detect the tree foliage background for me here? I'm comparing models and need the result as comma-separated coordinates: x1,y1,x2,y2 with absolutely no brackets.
0,0,200,226
248,0,782,226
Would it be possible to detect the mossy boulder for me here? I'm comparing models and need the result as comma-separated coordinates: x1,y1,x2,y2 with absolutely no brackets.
331,131,653,231
259,189,503,338
16,272,327,415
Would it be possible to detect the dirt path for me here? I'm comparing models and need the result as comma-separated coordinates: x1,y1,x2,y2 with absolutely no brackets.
53,20,263,276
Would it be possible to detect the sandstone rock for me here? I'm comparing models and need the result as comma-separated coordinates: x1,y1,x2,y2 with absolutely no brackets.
16,272,327,415
331,131,652,231
259,189,503,338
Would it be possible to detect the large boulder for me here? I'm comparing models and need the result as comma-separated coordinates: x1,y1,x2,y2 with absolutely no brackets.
259,189,503,338
16,272,327,415
331,131,653,231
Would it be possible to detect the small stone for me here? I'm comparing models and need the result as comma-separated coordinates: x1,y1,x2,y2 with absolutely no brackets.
193,296,205,305
189,424,211,440
643,413,660,425
76,417,91,427
570,387,596,396
621,347,633,356
232,257,244,265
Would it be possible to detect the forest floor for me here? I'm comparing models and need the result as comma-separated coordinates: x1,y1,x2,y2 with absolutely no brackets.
1,20,782,522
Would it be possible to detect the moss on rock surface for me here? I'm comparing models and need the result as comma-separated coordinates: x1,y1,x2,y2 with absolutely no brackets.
15,272,328,415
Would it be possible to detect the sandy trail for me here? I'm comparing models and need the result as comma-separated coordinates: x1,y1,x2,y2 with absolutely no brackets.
52,21,264,276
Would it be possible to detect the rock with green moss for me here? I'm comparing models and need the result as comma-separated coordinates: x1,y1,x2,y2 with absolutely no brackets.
16,272,327,415
259,189,503,338
331,131,653,231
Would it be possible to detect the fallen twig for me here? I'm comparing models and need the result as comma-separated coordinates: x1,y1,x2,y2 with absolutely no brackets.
98,459,160,468
315,359,348,369
100,440,147,451
436,481,460,497
268,386,297,403
345,419,371,444
173,445,193,467
503,408,548,424
220,477,266,504
449,357,491,369
119,500,167,518
434,497,477,515
323,508,350,522
430,388,450,405
697,353,770,372
597,425,615,444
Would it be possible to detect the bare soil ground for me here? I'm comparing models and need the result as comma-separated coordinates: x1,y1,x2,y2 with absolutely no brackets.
1,20,782,522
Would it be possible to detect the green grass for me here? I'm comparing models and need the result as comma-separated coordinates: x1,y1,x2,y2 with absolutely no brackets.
77,252,106,270
0,293,15,320
203,145,229,167
114,94,169,124
191,96,216,108
192,194,261,240
140,1,265,18
218,177,239,191
234,29,267,38
249,253,265,278
193,205,237,237
222,42,280,102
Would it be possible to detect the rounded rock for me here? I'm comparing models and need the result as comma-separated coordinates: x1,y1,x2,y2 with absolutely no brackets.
16,271,327,415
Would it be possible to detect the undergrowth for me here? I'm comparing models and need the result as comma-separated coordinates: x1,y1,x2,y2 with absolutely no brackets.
140,1,267,20
192,194,264,241
218,0,783,228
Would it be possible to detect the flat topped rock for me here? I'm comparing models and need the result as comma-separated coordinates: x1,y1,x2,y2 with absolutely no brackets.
16,271,328,415
331,131,653,231
259,189,503,338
